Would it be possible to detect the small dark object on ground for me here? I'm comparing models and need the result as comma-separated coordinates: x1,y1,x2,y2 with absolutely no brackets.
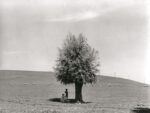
132,107,150,113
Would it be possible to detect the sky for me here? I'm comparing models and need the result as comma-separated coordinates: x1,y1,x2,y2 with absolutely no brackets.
0,0,150,84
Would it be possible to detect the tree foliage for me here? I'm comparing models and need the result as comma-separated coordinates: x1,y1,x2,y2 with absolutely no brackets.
55,33,100,85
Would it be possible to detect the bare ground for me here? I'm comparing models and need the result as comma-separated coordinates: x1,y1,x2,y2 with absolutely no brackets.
0,70,150,113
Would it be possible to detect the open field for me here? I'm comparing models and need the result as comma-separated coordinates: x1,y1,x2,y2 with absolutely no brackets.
0,70,150,113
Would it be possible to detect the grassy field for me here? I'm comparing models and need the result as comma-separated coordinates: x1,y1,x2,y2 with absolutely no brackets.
0,70,150,113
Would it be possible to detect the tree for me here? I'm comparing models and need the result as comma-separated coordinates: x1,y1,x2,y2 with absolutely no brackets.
54,33,100,103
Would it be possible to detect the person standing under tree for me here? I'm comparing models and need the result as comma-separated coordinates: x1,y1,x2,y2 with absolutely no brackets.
65,89,68,99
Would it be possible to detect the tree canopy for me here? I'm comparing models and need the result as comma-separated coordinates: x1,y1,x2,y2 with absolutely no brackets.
55,33,100,85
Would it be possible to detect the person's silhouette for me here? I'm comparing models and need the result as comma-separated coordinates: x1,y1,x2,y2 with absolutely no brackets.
61,93,65,102
65,89,68,98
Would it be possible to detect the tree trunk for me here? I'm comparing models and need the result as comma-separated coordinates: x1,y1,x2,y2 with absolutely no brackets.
75,79,83,103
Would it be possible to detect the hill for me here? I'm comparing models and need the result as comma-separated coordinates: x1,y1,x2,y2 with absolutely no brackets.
0,70,149,113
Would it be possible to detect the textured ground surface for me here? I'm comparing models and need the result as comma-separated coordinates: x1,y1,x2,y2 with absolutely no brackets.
0,70,150,113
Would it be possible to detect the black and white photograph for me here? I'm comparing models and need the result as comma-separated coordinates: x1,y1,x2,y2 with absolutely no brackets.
0,0,150,113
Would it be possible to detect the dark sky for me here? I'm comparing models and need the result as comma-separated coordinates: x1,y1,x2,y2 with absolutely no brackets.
0,0,149,83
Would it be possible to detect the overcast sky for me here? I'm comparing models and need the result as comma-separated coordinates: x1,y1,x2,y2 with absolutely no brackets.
0,0,150,84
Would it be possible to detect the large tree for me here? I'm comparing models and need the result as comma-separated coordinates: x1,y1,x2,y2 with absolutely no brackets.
55,33,100,103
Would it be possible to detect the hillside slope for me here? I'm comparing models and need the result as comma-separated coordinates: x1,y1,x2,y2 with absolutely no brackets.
0,70,149,113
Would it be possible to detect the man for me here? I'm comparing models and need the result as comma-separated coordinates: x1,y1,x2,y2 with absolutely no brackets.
65,89,68,99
